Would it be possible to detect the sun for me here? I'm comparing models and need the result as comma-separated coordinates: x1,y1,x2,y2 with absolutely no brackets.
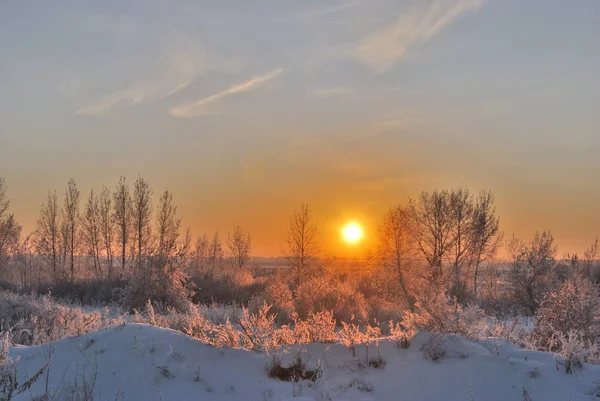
342,222,364,244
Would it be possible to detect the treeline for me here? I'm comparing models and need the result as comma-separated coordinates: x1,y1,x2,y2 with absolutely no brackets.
1,177,599,318
0,176,252,309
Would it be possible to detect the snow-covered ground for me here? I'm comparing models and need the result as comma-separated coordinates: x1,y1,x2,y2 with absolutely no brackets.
8,324,600,401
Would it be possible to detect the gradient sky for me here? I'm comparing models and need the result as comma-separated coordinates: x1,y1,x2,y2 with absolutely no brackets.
1,0,599,257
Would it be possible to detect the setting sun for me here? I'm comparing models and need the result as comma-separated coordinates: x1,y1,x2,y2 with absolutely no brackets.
342,222,364,244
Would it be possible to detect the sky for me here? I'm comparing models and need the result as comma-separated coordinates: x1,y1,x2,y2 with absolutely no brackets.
1,0,599,258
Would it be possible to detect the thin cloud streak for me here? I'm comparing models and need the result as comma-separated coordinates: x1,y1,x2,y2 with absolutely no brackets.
308,87,356,98
354,0,482,73
170,68,283,118
77,58,200,117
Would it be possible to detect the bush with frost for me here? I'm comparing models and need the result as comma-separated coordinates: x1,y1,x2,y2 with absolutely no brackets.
294,275,368,324
530,277,600,352
402,292,485,339
249,277,295,324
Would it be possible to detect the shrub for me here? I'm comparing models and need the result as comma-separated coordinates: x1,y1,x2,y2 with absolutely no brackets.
267,355,320,382
530,278,600,352
402,293,485,340
389,321,417,349
294,275,368,324
249,277,294,324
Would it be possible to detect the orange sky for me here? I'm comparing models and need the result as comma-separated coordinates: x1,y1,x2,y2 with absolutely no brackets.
1,1,599,258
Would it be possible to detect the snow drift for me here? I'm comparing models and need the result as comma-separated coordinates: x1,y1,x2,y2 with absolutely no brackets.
6,324,600,401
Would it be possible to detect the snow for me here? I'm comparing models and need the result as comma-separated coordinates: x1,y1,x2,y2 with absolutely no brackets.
9,324,600,400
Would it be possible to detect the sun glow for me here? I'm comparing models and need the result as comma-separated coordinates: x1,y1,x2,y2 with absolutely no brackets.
342,222,364,244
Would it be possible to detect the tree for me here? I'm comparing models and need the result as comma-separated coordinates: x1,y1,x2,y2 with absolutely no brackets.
127,190,191,310
132,175,153,262
14,234,38,289
98,186,115,278
208,231,224,272
408,190,455,285
35,191,62,276
155,190,180,259
113,177,131,271
470,191,503,296
582,239,599,283
227,223,252,269
81,189,102,278
0,178,21,274
448,188,474,301
508,231,557,314
62,178,80,280
283,203,319,274
378,205,416,312
191,233,209,275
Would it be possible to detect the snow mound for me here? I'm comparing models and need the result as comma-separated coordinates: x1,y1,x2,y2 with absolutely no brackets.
9,324,600,400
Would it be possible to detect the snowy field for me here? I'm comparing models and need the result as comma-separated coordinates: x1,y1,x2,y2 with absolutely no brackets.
7,324,600,401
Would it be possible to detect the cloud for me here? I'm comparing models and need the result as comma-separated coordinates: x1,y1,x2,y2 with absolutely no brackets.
354,0,482,73
77,57,200,116
308,87,356,99
169,68,283,118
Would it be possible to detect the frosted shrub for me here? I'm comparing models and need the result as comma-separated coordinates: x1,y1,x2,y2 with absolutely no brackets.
291,311,337,344
294,275,368,324
239,303,278,352
338,322,367,358
402,293,485,339
530,278,600,352
1,332,48,400
249,278,295,324
554,330,600,373
421,333,449,362
389,321,417,349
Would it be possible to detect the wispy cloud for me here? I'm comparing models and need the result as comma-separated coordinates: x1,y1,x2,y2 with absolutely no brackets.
77,57,200,117
354,0,482,73
308,87,356,99
169,68,283,118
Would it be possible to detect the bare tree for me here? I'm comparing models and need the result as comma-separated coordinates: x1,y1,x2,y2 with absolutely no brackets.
81,189,102,278
156,190,180,259
35,191,62,276
283,203,320,274
470,191,503,296
113,177,131,271
14,234,37,289
227,223,252,269
508,231,557,314
448,188,475,301
208,231,224,272
98,186,115,278
378,205,416,312
408,190,455,285
62,178,80,280
191,233,209,275
127,190,191,310
132,175,153,262
0,178,21,274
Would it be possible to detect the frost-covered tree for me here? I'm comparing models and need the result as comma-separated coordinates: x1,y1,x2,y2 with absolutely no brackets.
408,190,455,285
508,231,557,314
35,191,62,276
81,189,102,278
62,178,80,280
132,175,153,262
377,204,416,312
98,186,115,278
208,231,224,272
283,203,319,274
227,223,252,269
127,190,191,310
113,177,131,271
470,191,503,296
0,178,21,275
